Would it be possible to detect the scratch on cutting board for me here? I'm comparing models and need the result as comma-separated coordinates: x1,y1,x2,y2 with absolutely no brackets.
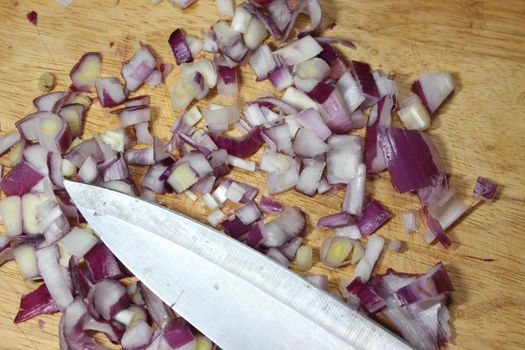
35,30,67,87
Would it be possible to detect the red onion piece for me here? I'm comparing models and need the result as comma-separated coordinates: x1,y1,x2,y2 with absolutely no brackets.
84,243,124,282
83,316,124,344
296,157,325,196
60,299,101,350
379,126,445,193
276,35,323,66
368,265,452,350
34,91,69,112
337,71,365,114
35,245,74,310
268,65,293,90
0,131,21,155
58,103,85,138
27,11,38,25
318,44,347,80
0,161,44,196
351,60,380,106
279,236,303,260
115,105,151,128
372,70,399,99
236,200,262,225
364,96,394,174
247,221,264,248
296,107,331,141
122,45,157,92
190,175,216,194
412,72,455,114
65,138,103,168
307,82,355,134
169,29,193,65
95,77,127,107
346,277,386,314
267,247,290,267
140,282,175,327
267,158,300,195
162,319,196,349
393,262,454,306
402,209,419,234
14,283,59,323
69,52,102,92
249,44,276,80
92,280,129,320
293,128,329,157
209,127,264,158
217,65,239,96
356,198,391,236
125,147,155,165
143,164,169,193
342,163,367,215
121,320,153,349
221,216,253,240
304,274,328,290
37,112,72,154
326,135,362,184
317,212,353,228
297,0,322,39
259,196,283,213
0,196,22,236
473,176,497,202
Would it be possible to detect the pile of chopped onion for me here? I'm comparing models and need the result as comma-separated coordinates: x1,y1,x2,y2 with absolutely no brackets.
0,0,496,349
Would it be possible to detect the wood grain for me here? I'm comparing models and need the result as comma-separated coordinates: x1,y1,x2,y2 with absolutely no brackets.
1,0,524,349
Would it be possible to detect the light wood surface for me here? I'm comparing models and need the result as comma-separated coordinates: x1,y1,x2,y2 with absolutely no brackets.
1,0,524,349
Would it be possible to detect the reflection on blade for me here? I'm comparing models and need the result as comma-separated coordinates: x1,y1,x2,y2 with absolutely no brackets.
65,180,411,350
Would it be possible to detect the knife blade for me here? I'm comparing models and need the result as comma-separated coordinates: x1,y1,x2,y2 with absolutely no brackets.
65,180,411,350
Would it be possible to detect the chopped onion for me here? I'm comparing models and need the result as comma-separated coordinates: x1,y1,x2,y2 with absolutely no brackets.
296,107,331,141
268,65,294,90
35,245,74,310
342,163,367,215
402,209,419,234
412,72,455,114
388,240,402,252
0,196,23,236
169,29,193,65
326,135,362,184
320,236,354,267
95,77,126,107
351,60,380,106
58,227,98,258
70,52,102,92
356,198,391,236
244,17,268,51
296,245,313,271
276,36,323,66
14,283,59,323
216,0,234,17
296,158,325,196
379,126,445,193
207,208,226,227
473,176,497,202
14,244,39,280
398,94,431,131
249,44,276,80
236,200,261,225
231,6,252,33
352,235,384,282
282,86,319,111
295,58,330,81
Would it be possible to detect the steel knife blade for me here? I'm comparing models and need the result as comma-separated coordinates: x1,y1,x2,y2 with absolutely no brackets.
65,180,411,350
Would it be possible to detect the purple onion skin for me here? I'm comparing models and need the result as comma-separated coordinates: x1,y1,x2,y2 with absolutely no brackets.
393,262,454,306
411,80,432,114
473,176,497,202
163,319,195,348
209,127,264,159
0,161,44,196
85,243,124,282
14,283,59,323
169,29,193,65
356,199,391,236
346,277,386,314
27,11,38,25
422,207,452,248
378,126,444,193
222,217,253,240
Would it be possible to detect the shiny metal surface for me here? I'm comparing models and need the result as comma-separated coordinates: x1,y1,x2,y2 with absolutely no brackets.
65,181,411,350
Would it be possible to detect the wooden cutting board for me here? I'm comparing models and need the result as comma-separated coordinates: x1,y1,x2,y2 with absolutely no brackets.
1,0,524,349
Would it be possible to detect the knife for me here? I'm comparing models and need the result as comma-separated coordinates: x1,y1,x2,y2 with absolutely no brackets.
64,180,411,350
